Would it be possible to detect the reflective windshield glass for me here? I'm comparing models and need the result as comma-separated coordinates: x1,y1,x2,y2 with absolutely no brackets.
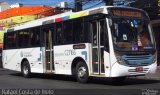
110,17,155,52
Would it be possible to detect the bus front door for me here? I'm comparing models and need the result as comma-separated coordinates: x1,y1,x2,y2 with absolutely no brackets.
91,20,105,75
44,29,54,72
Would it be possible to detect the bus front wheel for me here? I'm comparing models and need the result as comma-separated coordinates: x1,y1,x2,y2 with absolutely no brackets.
76,61,89,83
21,61,31,78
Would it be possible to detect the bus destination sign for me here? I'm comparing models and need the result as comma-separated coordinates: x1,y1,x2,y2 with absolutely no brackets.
112,10,142,18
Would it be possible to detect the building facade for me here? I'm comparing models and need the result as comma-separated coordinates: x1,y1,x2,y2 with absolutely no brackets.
10,3,23,8
0,2,10,12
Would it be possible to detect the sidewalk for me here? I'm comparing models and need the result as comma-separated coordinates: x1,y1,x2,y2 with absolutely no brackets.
137,66,160,80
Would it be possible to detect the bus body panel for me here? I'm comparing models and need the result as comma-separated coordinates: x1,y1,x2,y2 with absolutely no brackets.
3,47,44,73
110,61,157,77
54,43,91,75
104,51,111,77
3,49,21,71
106,18,118,77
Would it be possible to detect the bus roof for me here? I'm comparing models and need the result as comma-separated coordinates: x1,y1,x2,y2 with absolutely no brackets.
6,6,145,32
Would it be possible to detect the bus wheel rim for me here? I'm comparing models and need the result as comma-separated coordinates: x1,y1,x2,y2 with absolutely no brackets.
23,66,28,75
78,67,86,78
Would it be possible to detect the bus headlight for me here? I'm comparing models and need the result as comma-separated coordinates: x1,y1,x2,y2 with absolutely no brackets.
117,56,126,65
115,53,126,65
152,53,157,63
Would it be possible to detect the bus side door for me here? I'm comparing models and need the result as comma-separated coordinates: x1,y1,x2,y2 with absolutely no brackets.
43,27,55,72
91,18,110,75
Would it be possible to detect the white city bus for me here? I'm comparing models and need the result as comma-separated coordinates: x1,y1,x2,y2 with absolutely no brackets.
2,6,157,83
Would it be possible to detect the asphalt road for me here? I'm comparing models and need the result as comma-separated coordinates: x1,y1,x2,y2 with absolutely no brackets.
0,69,160,95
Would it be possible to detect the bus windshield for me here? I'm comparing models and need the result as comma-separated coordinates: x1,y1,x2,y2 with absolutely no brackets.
110,17,155,53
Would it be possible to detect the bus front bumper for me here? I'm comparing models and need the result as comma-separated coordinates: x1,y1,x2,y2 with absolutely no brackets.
109,61,157,77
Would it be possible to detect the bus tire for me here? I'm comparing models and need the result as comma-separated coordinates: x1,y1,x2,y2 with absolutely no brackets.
76,61,89,83
0,61,2,68
21,61,31,78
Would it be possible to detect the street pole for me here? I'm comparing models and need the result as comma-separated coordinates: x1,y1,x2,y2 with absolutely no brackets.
75,0,82,12
103,0,113,5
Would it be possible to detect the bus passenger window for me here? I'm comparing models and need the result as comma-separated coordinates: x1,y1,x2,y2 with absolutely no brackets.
63,21,73,44
18,30,30,48
73,18,83,43
23,32,30,47
83,22,91,43
18,32,23,47
6,32,17,49
55,22,63,45
30,27,40,46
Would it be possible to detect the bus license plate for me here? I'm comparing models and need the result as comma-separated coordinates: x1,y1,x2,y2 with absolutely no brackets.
135,67,143,72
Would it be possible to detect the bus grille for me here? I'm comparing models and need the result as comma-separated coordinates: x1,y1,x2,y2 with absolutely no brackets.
128,68,149,75
121,55,153,67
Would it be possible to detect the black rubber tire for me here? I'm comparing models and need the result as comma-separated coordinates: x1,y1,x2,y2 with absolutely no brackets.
21,61,31,78
76,61,89,83
0,61,2,68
